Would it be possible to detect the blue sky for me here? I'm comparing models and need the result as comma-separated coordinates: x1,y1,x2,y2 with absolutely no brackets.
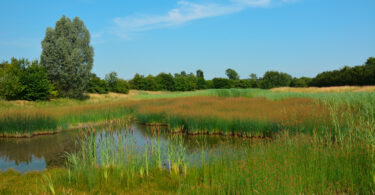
0,0,374,79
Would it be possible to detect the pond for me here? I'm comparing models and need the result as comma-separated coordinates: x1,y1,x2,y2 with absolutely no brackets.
0,123,247,173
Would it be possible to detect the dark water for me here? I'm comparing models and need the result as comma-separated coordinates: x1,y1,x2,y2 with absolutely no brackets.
0,123,242,173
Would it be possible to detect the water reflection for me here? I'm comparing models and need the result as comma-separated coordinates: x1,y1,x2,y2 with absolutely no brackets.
0,131,78,172
0,123,247,173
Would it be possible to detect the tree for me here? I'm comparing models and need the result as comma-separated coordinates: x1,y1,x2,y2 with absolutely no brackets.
0,59,24,100
261,71,292,89
19,61,52,100
196,69,206,89
41,15,94,98
129,73,146,90
225,68,239,80
156,73,175,91
250,73,257,80
212,78,232,89
290,78,308,88
233,79,250,88
310,57,375,87
196,69,204,78
249,73,258,88
144,75,158,91
105,72,119,90
87,74,109,94
0,58,52,100
111,79,129,94
104,72,129,94
174,76,188,91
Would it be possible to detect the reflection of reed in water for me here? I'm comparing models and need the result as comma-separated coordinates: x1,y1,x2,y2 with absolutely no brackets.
0,130,78,167
134,123,252,153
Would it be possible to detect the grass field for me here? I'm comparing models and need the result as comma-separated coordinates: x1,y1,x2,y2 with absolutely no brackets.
1,87,375,193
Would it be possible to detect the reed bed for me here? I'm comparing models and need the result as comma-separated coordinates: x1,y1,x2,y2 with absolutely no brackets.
1,129,372,194
0,102,135,137
1,88,375,193
134,96,330,137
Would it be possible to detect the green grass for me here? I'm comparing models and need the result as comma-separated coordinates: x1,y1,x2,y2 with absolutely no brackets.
0,106,133,136
2,129,371,194
1,88,375,193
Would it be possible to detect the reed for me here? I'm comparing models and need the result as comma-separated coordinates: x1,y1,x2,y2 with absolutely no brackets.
0,102,134,136
134,96,330,137
2,129,372,194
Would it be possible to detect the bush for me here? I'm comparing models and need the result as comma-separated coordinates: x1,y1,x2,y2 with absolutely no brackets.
87,74,109,94
112,79,129,94
212,78,233,89
233,79,250,88
19,63,52,101
156,73,175,91
290,78,308,88
0,58,52,101
144,75,158,91
129,73,146,90
310,57,375,87
0,61,24,100
261,71,292,89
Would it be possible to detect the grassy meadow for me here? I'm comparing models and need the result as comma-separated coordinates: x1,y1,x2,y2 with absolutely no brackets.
1,87,375,194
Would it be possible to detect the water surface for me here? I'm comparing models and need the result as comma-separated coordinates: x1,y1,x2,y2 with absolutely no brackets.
0,123,246,173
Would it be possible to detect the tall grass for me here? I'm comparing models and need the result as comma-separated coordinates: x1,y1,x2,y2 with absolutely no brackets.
30,129,372,194
134,96,329,137
0,102,134,136
178,133,374,194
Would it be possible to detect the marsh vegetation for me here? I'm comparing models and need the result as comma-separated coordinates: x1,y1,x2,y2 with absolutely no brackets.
0,88,374,194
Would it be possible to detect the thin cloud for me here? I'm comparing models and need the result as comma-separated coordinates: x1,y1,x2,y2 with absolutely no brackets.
111,0,294,39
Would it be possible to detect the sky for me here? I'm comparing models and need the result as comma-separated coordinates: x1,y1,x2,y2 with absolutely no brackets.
0,0,374,79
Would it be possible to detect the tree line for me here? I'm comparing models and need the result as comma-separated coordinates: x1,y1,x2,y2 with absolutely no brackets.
88,56,375,93
0,15,374,101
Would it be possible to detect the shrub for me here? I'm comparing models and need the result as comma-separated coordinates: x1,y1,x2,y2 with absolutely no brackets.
19,63,52,101
156,73,175,91
87,74,109,94
261,71,292,89
112,79,129,94
212,78,233,89
0,60,24,100
0,58,52,101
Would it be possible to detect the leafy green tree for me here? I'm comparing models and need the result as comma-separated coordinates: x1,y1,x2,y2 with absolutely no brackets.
174,76,188,91
225,68,240,80
196,69,206,89
0,59,24,100
196,69,204,78
0,58,52,100
233,79,250,88
129,73,146,90
156,73,175,91
19,61,52,100
87,74,109,94
111,79,129,94
206,80,214,89
186,73,198,91
249,73,259,88
290,78,308,88
41,15,94,98
144,75,158,91
310,57,375,87
104,72,129,94
212,78,233,89
261,71,292,89
105,72,119,90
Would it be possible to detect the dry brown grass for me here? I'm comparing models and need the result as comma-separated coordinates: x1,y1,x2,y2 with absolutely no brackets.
271,86,375,93
135,96,329,126
87,90,168,102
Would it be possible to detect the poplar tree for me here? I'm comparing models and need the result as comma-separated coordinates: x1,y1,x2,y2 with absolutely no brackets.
41,15,94,98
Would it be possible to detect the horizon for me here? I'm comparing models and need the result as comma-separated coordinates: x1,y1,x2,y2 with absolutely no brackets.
0,0,374,80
